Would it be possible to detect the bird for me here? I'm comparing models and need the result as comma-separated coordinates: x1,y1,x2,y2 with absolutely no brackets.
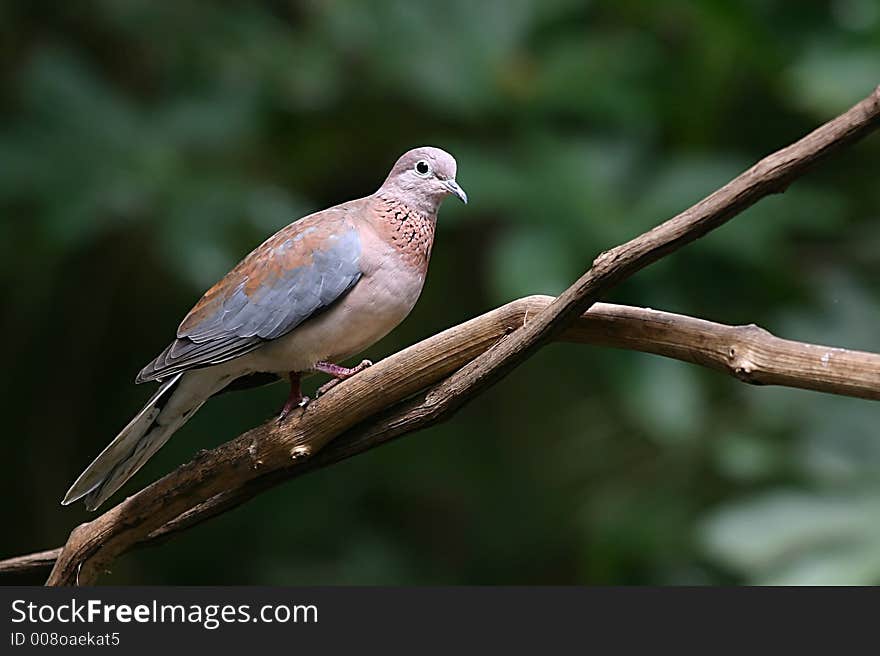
63,146,467,511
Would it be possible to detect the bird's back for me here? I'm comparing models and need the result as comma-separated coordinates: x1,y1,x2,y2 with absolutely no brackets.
137,201,366,383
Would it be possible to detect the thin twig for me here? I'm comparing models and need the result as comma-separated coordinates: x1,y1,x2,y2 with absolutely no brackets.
0,548,63,575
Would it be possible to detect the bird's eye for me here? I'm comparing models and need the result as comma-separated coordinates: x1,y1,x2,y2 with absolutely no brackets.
414,160,431,176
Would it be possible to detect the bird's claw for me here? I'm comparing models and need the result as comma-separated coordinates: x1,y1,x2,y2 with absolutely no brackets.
315,380,339,398
315,359,373,398
277,395,310,422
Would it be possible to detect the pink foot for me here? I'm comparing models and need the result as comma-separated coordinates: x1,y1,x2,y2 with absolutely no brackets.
313,359,373,397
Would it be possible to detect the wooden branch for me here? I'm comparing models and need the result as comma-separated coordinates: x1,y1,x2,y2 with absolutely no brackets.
0,548,63,575
6,294,880,577
30,85,880,585
563,301,880,399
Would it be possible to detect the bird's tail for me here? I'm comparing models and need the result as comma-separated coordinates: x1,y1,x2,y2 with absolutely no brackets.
62,371,209,511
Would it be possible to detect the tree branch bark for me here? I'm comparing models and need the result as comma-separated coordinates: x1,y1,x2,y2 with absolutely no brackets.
6,295,880,577
6,294,880,578
15,85,879,585
0,549,63,575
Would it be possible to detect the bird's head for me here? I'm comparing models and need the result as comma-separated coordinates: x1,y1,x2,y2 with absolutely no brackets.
379,146,467,213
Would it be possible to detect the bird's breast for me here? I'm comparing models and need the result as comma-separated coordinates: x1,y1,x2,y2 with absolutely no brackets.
370,194,436,272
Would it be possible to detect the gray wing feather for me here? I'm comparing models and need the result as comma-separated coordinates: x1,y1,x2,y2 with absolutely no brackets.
137,227,362,382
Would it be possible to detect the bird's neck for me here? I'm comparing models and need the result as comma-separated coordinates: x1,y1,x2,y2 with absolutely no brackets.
371,193,437,270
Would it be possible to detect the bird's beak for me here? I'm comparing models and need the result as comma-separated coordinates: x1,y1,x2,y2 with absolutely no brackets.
444,179,468,204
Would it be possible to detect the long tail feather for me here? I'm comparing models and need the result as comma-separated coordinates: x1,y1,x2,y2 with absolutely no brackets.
62,372,206,511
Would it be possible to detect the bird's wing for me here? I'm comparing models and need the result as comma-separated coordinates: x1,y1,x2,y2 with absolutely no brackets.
137,208,363,383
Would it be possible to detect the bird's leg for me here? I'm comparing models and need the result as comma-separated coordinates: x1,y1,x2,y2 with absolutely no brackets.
313,359,373,397
278,371,309,421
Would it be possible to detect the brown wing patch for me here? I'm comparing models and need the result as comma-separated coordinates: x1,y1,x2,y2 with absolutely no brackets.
178,209,351,338
137,203,365,382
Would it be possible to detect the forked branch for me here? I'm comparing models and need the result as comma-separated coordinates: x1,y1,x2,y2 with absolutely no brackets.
5,295,880,577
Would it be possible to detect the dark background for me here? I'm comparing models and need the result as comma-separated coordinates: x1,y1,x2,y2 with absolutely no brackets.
2,0,880,585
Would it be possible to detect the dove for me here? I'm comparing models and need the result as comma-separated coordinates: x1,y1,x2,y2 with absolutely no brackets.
63,146,466,510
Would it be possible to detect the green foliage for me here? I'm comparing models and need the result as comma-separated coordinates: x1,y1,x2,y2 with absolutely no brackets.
2,0,879,584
